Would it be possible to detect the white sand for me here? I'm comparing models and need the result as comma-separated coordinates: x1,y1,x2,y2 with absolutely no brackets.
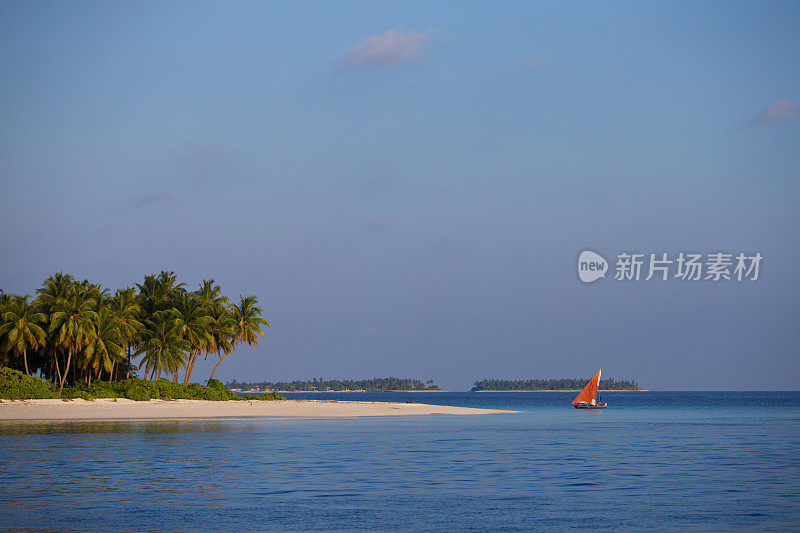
0,398,516,421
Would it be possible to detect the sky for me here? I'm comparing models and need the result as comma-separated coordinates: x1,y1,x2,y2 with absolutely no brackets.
1,1,798,390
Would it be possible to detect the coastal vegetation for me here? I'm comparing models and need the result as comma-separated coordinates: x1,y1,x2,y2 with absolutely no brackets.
471,378,641,391
0,367,285,401
227,377,441,392
0,271,272,399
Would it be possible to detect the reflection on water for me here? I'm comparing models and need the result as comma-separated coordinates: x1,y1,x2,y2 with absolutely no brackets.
0,419,251,435
1,392,799,532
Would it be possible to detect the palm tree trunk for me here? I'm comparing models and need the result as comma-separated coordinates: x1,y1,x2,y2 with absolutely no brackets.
59,347,73,395
23,347,29,376
190,354,198,382
126,345,131,379
183,350,198,385
209,354,227,381
54,349,62,386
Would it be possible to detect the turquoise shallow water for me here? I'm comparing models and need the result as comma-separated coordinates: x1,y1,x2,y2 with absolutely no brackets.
1,392,799,531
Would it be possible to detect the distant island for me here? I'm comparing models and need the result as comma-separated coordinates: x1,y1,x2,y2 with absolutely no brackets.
227,377,441,392
471,378,641,391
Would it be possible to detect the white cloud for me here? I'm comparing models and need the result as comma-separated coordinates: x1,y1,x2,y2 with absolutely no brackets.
748,99,800,125
339,29,434,69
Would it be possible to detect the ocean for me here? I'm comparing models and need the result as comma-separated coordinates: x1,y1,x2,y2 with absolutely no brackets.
1,391,799,531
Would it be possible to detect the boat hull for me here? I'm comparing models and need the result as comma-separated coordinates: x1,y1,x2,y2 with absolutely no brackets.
574,402,607,409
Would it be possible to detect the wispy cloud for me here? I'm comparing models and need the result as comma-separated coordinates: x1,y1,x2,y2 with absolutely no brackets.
135,190,173,206
748,99,800,125
339,29,434,69
187,143,228,155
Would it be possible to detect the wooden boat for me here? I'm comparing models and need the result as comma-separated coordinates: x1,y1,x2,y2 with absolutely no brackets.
572,369,607,409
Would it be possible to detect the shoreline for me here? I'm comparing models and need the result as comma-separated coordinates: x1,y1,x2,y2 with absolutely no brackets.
0,398,517,421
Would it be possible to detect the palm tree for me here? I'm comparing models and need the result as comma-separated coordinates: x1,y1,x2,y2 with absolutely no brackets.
80,281,110,304
111,287,143,379
136,274,161,316
136,271,186,316
81,306,125,384
209,295,268,380
0,295,47,375
49,288,97,393
197,279,229,311
36,272,76,307
172,292,212,385
205,304,236,381
36,272,76,384
135,312,189,381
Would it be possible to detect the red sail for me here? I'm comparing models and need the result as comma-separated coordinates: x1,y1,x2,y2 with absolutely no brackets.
572,369,601,404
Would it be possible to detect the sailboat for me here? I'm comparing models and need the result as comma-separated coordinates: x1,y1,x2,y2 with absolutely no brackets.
572,369,607,409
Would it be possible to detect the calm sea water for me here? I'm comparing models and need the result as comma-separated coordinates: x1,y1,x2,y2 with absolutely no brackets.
1,392,799,531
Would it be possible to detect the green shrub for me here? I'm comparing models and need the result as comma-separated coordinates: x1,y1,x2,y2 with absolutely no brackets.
195,384,238,401
70,380,117,399
0,369,256,402
147,378,189,400
124,383,151,401
206,378,226,391
254,392,286,401
0,367,59,399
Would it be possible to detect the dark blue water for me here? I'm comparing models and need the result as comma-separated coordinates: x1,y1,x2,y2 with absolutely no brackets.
1,392,799,531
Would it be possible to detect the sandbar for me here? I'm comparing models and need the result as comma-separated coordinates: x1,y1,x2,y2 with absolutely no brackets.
0,398,517,421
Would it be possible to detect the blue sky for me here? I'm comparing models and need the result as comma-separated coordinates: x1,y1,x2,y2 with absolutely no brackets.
1,1,798,390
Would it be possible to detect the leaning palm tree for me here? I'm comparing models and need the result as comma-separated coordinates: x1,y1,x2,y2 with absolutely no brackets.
49,288,98,394
135,313,189,381
0,295,47,375
209,295,268,381
172,292,212,385
81,306,126,384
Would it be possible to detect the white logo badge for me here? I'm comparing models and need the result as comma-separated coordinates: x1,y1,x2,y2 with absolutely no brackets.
578,250,608,283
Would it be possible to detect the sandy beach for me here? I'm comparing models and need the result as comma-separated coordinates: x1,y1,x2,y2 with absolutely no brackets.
0,398,515,421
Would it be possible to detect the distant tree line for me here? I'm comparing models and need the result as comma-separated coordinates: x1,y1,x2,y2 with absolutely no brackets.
227,377,440,392
0,271,268,394
471,378,640,391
